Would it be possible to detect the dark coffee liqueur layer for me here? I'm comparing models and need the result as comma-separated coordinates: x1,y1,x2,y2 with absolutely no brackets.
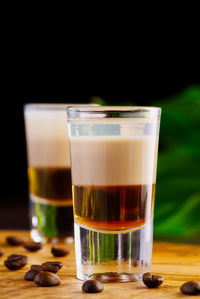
73,184,155,230
28,167,72,200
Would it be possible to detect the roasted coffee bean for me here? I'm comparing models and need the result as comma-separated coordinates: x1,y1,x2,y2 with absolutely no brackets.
0,249,4,257
82,279,104,293
24,270,40,281
24,241,42,252
42,262,63,270
6,236,27,246
31,265,43,272
34,271,61,287
41,262,63,273
180,281,200,295
142,272,164,288
51,247,70,257
4,254,27,270
31,262,63,273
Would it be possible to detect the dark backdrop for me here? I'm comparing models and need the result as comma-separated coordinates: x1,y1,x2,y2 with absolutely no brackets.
1,75,199,229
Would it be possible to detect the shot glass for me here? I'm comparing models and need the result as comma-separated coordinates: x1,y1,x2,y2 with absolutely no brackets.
24,104,94,243
67,106,161,282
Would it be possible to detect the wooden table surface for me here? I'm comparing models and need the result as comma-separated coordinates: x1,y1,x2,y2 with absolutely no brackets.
0,230,199,299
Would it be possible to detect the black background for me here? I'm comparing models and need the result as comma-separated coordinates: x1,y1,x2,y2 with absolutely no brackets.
1,71,199,229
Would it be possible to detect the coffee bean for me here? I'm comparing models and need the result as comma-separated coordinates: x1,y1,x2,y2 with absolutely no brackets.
180,281,200,295
4,254,27,270
82,279,104,293
142,272,164,288
51,247,70,257
31,262,63,273
42,261,63,270
34,271,61,287
24,241,43,252
24,270,40,281
31,265,43,272
6,236,27,246
41,262,63,273
0,249,4,257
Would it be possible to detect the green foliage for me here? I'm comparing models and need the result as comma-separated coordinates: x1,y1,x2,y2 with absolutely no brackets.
35,202,58,237
35,87,200,243
154,86,200,243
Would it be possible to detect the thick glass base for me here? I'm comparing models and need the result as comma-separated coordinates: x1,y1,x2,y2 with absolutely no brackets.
30,199,74,243
74,219,153,282
30,228,74,244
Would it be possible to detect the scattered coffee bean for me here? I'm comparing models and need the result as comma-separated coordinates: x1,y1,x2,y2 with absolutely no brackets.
51,247,70,257
4,254,27,270
31,265,43,272
180,281,200,295
24,241,42,252
6,236,27,246
142,272,164,288
34,271,61,287
0,249,4,257
41,261,63,273
82,279,104,293
31,262,63,273
24,270,40,281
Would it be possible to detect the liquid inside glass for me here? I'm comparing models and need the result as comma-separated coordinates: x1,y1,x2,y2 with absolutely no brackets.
67,107,161,281
73,184,155,231
24,106,73,242
70,135,158,233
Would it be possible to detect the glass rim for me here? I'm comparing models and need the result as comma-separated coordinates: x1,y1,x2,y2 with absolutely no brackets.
24,103,98,112
67,106,161,119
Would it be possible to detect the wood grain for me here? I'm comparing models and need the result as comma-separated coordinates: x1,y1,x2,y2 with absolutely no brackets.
0,230,199,299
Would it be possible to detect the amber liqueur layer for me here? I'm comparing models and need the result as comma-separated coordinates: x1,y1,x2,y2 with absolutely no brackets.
28,167,72,201
73,184,155,230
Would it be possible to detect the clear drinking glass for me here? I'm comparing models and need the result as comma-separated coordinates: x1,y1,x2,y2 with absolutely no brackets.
24,104,94,243
67,106,161,282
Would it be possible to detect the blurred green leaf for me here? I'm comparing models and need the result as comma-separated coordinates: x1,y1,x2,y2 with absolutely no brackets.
91,86,200,243
154,86,200,243
35,202,58,237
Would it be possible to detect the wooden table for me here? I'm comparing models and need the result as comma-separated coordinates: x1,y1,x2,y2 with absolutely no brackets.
0,230,199,298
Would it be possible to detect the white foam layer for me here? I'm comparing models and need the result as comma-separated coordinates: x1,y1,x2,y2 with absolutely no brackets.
70,136,158,186
24,109,70,167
